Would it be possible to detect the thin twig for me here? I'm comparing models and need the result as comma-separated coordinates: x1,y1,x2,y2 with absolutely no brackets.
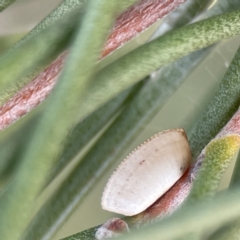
0,0,186,130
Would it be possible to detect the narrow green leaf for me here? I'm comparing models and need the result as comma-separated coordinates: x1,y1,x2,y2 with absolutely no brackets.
26,47,211,240
206,151,240,240
150,0,211,39
0,0,16,12
203,0,240,18
209,220,240,240
14,0,136,48
188,135,240,202
0,112,40,181
189,43,240,158
62,227,98,240
0,102,44,183
66,188,240,240
172,233,201,240
0,1,120,239
14,0,87,46
117,188,240,240
77,10,240,123
230,150,240,186
0,34,25,55
118,0,140,11
46,86,136,186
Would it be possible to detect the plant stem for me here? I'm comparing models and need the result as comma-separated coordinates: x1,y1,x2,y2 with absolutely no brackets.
78,10,240,123
0,0,187,130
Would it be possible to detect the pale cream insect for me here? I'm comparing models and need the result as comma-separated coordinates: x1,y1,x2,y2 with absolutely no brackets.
101,129,191,216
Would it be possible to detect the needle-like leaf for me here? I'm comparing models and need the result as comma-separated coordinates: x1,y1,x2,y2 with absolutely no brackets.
25,47,210,240
189,43,240,158
0,0,16,12
0,0,120,239
188,135,240,202
76,10,240,123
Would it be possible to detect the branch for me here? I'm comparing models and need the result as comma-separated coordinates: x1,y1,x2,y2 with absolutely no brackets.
0,0,187,130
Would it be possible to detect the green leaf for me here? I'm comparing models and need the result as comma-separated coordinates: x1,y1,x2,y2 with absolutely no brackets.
188,135,240,202
26,47,211,240
62,227,98,240
184,35,240,236
77,10,240,123
0,102,44,183
208,220,240,240
189,43,240,158
45,85,136,186
0,0,16,12
230,149,240,187
14,0,87,46
206,145,240,239
0,34,25,55
67,187,240,240
203,0,240,18
116,187,240,240
149,0,211,38
0,112,40,181
0,1,120,239
117,0,140,11
13,0,138,50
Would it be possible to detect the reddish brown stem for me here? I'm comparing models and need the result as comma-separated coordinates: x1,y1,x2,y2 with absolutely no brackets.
0,0,186,130
0,53,67,130
103,0,186,57
129,107,240,226
129,168,191,226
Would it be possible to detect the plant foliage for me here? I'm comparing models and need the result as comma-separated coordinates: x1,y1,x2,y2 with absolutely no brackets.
0,0,240,240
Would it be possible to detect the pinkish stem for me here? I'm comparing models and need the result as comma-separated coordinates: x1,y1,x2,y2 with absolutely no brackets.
217,107,240,137
0,52,67,130
0,0,187,130
103,0,186,57
130,107,240,225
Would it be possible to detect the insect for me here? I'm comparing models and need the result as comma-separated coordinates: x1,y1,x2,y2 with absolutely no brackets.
101,128,191,216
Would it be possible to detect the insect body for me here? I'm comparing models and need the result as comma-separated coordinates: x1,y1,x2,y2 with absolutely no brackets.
101,129,191,216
